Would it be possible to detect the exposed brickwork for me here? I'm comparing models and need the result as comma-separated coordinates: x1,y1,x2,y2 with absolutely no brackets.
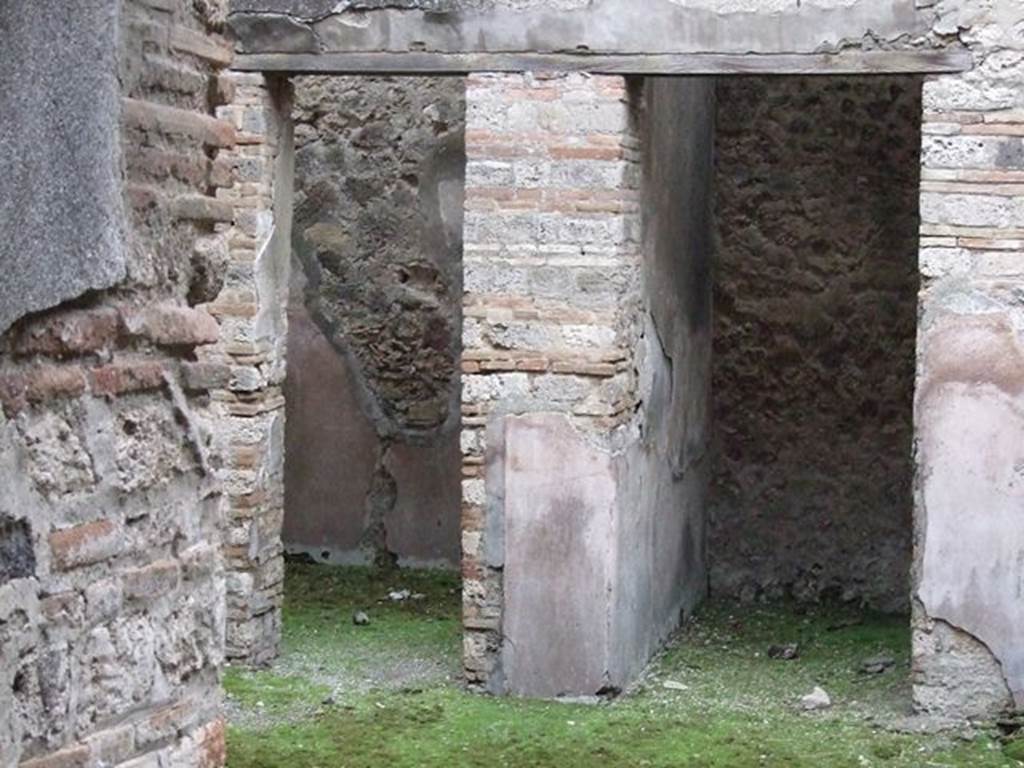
0,1,233,765
203,72,294,665
460,72,643,689
48,521,122,572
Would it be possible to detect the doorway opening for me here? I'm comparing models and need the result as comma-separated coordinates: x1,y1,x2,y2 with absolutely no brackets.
283,75,466,572
710,75,922,615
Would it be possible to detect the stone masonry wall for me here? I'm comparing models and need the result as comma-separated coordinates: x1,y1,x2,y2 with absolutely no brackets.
912,0,1024,717
0,0,233,764
283,76,464,569
460,72,645,692
462,75,717,698
204,74,294,665
710,76,922,614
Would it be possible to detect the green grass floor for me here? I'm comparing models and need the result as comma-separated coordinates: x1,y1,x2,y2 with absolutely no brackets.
225,562,1023,768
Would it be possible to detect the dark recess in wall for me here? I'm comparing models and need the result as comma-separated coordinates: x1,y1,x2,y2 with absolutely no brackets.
0,517,34,584
709,75,922,613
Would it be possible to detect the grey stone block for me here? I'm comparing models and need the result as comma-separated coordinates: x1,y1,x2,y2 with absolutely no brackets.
0,0,126,335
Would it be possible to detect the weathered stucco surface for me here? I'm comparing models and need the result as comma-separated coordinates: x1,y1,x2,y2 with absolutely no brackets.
0,0,126,335
283,75,464,568
282,304,378,564
710,76,921,613
228,0,930,58
611,77,715,686
500,413,618,697
912,0,1024,717
916,315,1024,707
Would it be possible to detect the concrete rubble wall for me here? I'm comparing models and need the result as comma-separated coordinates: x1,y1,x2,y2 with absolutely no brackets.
460,72,714,697
282,76,464,569
912,0,1024,719
226,0,931,59
710,76,922,614
0,0,234,764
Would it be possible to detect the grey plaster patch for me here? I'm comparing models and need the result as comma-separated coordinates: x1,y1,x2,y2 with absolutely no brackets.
229,13,321,53
483,416,506,569
912,612,1012,718
606,77,714,688
0,0,126,334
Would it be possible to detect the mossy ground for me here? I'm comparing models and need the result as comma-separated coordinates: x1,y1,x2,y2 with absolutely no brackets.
225,562,1022,767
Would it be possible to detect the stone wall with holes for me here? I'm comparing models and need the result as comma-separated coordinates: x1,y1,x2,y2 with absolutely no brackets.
0,0,233,764
282,75,464,570
709,76,922,614
912,0,1024,719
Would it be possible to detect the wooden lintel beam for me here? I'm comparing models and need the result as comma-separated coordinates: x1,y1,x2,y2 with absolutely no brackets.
231,49,972,77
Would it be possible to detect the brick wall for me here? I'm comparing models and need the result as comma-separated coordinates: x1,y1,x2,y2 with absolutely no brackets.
460,72,644,690
205,74,294,665
459,74,715,697
0,0,233,764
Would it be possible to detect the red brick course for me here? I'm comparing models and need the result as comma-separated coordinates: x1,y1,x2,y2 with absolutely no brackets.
49,520,122,571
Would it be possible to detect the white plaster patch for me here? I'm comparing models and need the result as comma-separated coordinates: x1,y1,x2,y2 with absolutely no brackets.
918,381,1024,706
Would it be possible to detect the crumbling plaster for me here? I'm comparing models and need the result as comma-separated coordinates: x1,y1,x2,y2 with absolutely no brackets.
283,75,464,568
911,0,1024,716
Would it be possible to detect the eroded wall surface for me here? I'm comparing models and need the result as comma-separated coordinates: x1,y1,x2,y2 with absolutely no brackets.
282,76,465,569
0,0,234,763
710,76,922,614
